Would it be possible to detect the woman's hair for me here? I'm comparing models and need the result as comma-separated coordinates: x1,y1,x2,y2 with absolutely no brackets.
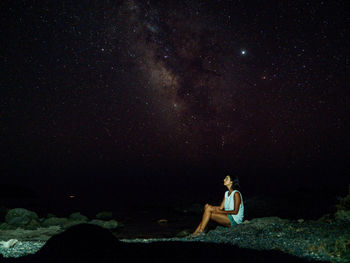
226,174,240,190
232,176,240,190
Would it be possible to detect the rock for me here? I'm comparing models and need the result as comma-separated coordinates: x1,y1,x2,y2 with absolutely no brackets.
26,219,41,230
333,233,350,261
0,239,18,248
297,219,304,223
35,223,121,262
0,222,16,230
88,219,118,229
317,213,333,223
336,185,350,211
96,211,113,220
47,213,57,218
176,229,191,237
103,220,118,229
63,221,86,229
68,212,89,222
88,219,104,227
42,217,69,227
157,219,168,226
6,216,31,227
334,210,350,222
5,208,39,227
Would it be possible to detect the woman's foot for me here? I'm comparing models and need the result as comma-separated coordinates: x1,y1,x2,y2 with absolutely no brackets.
189,230,206,239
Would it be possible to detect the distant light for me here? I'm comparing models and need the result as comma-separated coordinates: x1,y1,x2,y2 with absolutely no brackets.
241,50,246,55
68,195,76,199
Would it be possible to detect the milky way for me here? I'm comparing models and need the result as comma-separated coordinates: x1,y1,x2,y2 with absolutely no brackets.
2,0,349,176
115,0,258,164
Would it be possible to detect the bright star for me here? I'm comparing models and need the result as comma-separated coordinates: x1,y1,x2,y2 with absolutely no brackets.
241,50,246,55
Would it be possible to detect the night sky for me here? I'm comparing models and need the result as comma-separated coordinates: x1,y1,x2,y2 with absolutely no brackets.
1,0,349,203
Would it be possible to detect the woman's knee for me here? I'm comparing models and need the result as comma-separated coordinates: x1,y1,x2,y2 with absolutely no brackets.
204,204,213,213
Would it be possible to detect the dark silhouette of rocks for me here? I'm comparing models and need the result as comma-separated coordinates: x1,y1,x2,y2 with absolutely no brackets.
6,223,121,263
2,223,323,263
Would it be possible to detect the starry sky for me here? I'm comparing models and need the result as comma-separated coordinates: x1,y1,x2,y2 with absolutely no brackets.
2,0,349,194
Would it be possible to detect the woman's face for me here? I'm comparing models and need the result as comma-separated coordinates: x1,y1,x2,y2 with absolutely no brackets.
224,175,232,186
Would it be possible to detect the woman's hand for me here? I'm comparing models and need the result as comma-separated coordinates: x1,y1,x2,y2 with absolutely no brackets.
213,206,223,213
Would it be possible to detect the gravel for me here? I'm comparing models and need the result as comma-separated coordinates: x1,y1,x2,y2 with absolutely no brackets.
121,220,350,263
0,241,45,258
1,219,349,262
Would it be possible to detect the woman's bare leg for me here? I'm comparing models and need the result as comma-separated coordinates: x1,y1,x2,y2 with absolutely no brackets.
210,212,231,227
194,222,202,234
193,204,209,233
193,204,214,234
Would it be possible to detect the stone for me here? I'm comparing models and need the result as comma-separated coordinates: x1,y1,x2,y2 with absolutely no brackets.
5,208,39,227
0,239,18,248
176,229,191,237
63,221,86,229
6,216,31,227
0,222,16,230
26,219,41,230
96,211,113,220
42,217,69,227
334,210,350,222
88,219,118,229
317,213,333,223
157,219,168,225
46,213,57,218
335,184,350,211
36,223,121,262
68,212,89,222
103,220,118,230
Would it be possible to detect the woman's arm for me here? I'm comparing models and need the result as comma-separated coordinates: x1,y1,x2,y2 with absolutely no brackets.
216,192,241,215
211,196,225,212
219,196,225,210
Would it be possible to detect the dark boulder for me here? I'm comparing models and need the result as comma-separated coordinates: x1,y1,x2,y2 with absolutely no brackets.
96,211,114,220
33,223,121,262
5,208,39,228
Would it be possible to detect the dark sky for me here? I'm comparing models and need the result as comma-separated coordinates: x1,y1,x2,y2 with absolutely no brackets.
1,0,349,197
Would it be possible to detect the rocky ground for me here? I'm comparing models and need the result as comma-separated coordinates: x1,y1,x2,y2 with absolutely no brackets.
0,185,349,262
0,216,349,262
123,217,350,263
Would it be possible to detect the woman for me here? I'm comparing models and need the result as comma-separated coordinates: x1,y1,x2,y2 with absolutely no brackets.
192,175,244,236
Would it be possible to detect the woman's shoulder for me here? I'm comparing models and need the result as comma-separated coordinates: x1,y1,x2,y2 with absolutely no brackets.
233,190,242,196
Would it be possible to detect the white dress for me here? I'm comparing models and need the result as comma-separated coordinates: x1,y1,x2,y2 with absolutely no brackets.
224,190,244,224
